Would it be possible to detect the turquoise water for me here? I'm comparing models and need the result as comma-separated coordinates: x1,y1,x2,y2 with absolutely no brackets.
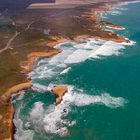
13,2,140,140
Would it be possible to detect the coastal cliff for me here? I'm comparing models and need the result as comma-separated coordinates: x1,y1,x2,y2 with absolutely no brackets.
0,35,69,140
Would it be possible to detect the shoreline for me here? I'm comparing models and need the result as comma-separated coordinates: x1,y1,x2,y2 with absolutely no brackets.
0,36,70,140
0,1,132,140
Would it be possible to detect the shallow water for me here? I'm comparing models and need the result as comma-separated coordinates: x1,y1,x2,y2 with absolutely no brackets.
13,2,140,140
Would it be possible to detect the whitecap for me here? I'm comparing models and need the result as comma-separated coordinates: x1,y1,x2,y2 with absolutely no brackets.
88,41,125,59
29,102,45,133
120,0,140,6
62,86,127,108
29,38,134,80
32,83,48,92
60,67,71,75
14,104,34,140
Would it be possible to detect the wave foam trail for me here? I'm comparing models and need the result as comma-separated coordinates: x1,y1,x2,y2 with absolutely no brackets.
60,67,71,75
29,38,130,80
14,104,34,140
88,41,125,58
104,1,140,19
32,83,49,92
28,86,127,137
62,86,127,108
29,102,45,133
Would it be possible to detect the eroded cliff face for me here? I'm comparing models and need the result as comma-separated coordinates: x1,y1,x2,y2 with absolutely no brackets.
0,81,32,140
0,103,14,140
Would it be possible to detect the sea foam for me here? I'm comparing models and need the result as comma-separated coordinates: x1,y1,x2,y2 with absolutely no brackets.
103,0,140,19
29,38,132,81
14,104,34,140
32,83,49,92
60,67,71,75
27,86,127,137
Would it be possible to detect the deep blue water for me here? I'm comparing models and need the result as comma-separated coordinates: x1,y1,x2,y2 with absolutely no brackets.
13,2,140,140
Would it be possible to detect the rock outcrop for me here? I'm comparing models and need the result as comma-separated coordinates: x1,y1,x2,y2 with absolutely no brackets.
52,85,68,105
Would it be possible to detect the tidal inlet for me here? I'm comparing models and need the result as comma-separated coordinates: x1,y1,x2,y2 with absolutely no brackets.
0,0,140,140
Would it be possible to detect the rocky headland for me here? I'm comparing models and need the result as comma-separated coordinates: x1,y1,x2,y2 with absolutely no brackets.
52,85,68,105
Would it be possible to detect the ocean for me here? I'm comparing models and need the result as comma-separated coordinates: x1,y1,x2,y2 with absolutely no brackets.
13,1,140,140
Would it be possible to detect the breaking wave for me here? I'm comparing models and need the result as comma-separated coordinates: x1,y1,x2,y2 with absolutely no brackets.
21,86,127,138
103,0,140,18
29,38,134,80
60,67,71,75
14,104,34,140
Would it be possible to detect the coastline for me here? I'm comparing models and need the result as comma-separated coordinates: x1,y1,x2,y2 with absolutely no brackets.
0,37,70,140
0,1,132,140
